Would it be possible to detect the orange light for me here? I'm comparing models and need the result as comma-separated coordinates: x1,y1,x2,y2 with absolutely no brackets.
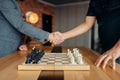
26,11,39,24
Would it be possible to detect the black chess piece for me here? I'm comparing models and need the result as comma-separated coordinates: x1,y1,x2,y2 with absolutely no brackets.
33,50,45,64
25,53,32,64
25,47,39,64
30,47,39,60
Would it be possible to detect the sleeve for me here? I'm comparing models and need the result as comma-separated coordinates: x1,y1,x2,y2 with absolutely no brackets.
0,0,49,42
86,0,96,16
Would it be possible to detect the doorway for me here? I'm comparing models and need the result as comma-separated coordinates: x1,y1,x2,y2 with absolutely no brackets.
42,14,52,33
42,14,52,46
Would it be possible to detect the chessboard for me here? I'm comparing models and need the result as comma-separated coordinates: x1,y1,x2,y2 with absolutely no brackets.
18,48,90,71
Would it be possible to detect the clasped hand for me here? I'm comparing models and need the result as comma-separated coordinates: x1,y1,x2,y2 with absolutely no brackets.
48,32,64,45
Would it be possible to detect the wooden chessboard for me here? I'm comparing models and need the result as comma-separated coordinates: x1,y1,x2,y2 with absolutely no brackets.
18,53,90,71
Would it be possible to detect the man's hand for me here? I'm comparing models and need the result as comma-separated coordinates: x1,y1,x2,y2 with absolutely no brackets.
95,40,120,70
48,32,64,45
19,44,28,51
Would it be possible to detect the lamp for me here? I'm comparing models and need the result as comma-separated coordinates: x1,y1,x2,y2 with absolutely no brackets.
25,11,39,24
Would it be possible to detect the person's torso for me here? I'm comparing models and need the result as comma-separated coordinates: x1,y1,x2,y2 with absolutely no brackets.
0,0,23,56
91,0,120,50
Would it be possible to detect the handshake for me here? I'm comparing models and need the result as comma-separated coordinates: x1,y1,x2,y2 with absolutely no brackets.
48,32,65,45
19,32,66,51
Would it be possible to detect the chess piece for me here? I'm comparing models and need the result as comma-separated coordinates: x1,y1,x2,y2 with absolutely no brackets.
31,48,39,59
67,49,72,57
73,48,78,58
25,53,32,64
70,56,76,64
25,46,40,64
72,48,84,64
33,50,45,64
77,55,84,64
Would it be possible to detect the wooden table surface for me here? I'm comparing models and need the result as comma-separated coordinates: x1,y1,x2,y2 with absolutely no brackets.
0,46,120,80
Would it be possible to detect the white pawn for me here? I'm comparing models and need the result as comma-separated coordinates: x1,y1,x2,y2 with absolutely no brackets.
78,56,84,64
67,49,72,59
69,52,73,58
67,49,70,56
70,56,76,64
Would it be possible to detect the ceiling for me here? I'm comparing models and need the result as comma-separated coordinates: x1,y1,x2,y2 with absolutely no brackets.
42,0,89,5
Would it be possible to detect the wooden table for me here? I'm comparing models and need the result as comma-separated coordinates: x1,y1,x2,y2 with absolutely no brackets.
0,46,120,80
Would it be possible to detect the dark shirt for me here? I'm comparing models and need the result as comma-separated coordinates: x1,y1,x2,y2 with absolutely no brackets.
87,0,120,51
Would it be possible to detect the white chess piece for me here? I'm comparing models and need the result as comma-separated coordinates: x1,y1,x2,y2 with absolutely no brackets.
67,49,73,58
77,55,84,64
69,52,73,58
70,55,76,64
67,49,71,56
73,48,80,58
73,48,84,64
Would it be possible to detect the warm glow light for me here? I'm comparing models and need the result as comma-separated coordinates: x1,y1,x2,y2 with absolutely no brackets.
26,11,39,24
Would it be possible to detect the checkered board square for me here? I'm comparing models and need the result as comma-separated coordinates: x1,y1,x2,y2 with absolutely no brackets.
39,53,70,65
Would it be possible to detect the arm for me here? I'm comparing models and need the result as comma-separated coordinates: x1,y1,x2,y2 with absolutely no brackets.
63,16,96,40
51,0,96,44
50,16,96,44
95,39,120,70
0,0,49,42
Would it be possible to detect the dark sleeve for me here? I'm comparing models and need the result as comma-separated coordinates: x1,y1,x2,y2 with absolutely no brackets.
0,0,49,42
87,0,96,16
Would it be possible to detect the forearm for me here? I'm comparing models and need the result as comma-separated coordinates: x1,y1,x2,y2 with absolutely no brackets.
63,22,90,39
19,22,49,42
63,16,96,40
1,7,49,42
